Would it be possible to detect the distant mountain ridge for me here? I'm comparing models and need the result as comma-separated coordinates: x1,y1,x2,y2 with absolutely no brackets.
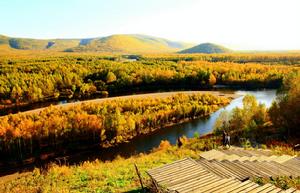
0,34,195,53
64,34,195,53
0,35,80,51
179,43,232,54
1,35,299,54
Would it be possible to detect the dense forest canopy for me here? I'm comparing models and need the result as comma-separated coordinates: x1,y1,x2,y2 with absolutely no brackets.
0,93,230,162
0,53,299,109
0,52,299,162
0,52,299,178
142,53,300,65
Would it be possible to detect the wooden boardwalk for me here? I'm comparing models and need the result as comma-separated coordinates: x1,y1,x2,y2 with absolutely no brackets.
200,148,296,163
147,147,300,193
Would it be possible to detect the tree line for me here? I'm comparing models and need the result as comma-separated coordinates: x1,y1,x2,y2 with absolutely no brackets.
142,53,300,65
214,72,300,143
0,93,230,162
0,55,298,109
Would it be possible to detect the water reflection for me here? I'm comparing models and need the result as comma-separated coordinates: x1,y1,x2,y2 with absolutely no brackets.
128,89,277,153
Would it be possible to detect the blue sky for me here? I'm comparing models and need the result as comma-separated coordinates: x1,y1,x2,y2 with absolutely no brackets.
1,0,300,50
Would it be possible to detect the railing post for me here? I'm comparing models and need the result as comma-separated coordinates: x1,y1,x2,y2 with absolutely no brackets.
134,163,145,192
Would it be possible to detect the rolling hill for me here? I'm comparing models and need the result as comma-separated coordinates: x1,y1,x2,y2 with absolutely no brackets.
1,36,80,51
179,43,232,54
66,34,194,53
0,34,194,53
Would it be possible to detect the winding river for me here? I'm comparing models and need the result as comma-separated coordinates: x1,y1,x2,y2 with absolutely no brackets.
0,89,278,174
118,89,277,154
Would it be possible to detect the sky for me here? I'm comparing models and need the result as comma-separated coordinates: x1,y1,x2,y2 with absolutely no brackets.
1,0,300,50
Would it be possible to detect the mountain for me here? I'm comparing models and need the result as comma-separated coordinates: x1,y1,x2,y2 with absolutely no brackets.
0,34,194,53
0,35,81,51
66,34,194,53
179,43,232,54
0,35,9,45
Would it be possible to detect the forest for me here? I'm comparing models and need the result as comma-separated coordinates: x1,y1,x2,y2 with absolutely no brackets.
142,53,300,65
0,52,299,163
0,93,230,163
0,53,299,192
0,53,299,110
214,71,300,144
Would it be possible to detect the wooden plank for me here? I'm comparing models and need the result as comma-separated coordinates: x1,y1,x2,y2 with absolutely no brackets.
222,160,252,179
200,149,226,160
231,183,259,193
285,187,297,193
241,148,273,157
148,158,192,173
210,160,245,180
268,187,284,193
152,164,204,180
180,178,229,193
197,159,232,178
258,185,278,193
243,161,278,176
219,162,246,180
242,183,260,192
229,180,257,193
282,158,300,173
260,161,291,176
230,160,265,177
166,171,211,188
222,180,253,193
169,174,218,191
240,161,273,177
282,163,300,174
149,161,195,175
150,162,196,174
255,162,283,176
148,158,191,171
248,183,274,193
147,152,299,193
150,162,201,178
176,176,223,193
220,154,241,161
210,180,241,193
200,178,239,192
172,175,219,192
268,161,300,176
157,168,208,185
209,159,239,174
191,178,233,193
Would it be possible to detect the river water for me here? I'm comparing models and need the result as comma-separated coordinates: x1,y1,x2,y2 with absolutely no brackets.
0,89,278,170
121,89,277,154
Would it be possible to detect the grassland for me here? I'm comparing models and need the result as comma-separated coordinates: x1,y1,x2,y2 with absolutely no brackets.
0,137,214,193
0,136,299,193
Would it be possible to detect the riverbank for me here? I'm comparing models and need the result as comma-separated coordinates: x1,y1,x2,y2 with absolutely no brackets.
1,90,239,117
0,93,233,168
1,136,299,193
0,136,215,192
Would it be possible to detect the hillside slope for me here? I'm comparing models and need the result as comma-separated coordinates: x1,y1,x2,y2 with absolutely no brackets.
0,35,81,51
67,34,194,53
0,34,194,53
179,43,232,54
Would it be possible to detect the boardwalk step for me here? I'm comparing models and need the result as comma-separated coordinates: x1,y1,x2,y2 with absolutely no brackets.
148,147,300,193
